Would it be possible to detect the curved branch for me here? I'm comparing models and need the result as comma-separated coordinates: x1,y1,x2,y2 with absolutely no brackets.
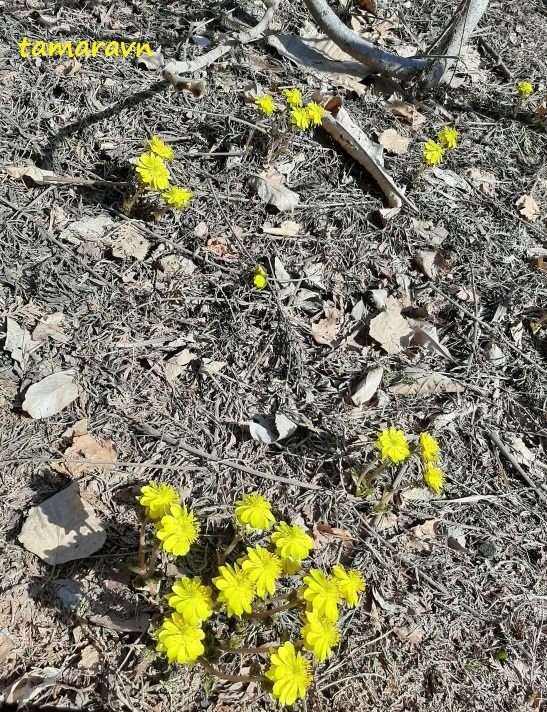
164,0,280,80
301,0,429,81
422,0,491,88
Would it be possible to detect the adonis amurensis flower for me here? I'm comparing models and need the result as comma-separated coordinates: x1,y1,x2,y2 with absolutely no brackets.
271,522,314,561
419,432,439,462
239,546,282,598
331,564,366,607
165,577,214,625
212,563,256,617
302,569,341,622
253,265,268,289
135,152,170,190
423,462,445,495
422,139,444,166
283,88,302,107
255,94,276,115
375,427,410,464
438,126,459,149
235,492,275,531
162,186,193,210
156,504,200,557
138,481,179,520
148,135,174,160
156,612,205,664
301,610,341,661
265,642,313,706
516,81,534,99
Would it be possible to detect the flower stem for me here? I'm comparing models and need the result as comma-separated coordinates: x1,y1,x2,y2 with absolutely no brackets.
138,516,149,574
154,204,173,222
246,600,300,620
364,460,391,489
354,455,381,492
197,657,265,683
124,184,145,213
219,532,243,566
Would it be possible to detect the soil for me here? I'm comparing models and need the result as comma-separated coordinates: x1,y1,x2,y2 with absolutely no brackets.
1,0,546,711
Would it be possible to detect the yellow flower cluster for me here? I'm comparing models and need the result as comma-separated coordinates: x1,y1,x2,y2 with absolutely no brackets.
254,90,325,129
516,81,534,99
422,126,459,166
136,486,366,706
372,428,446,494
131,136,192,217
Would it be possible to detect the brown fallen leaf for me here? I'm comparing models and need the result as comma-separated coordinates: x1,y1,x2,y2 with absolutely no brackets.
51,433,117,477
312,523,353,550
311,307,342,346
0,630,15,663
386,97,426,127
378,128,410,155
355,0,378,13
466,168,497,195
248,168,300,211
516,194,540,222
393,625,425,646
351,366,384,406
206,236,240,259
414,250,450,280
368,297,413,355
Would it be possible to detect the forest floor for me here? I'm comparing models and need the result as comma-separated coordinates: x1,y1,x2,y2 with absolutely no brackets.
1,0,547,710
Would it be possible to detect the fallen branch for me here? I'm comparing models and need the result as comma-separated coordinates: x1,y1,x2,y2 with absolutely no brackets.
164,0,280,83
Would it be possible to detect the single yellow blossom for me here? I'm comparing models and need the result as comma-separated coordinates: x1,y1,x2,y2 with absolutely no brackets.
271,522,314,561
290,107,311,130
235,492,275,531
253,265,268,289
419,432,439,462
212,563,256,617
161,186,193,210
375,427,410,464
135,152,171,190
255,95,277,115
156,504,200,557
165,577,214,625
331,565,366,607
438,126,459,149
148,135,174,160
302,569,341,622
305,101,325,126
137,481,179,520
240,546,282,598
516,81,534,99
422,139,444,166
283,88,302,107
265,642,313,706
301,610,341,661
156,613,205,664
423,462,444,494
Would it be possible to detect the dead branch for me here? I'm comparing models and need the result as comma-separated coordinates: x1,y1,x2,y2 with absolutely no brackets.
163,0,280,83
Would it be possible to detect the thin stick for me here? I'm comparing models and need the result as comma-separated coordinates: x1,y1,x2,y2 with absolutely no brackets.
371,462,409,529
135,421,323,491
218,532,243,566
197,657,264,683
486,430,547,504
218,644,276,655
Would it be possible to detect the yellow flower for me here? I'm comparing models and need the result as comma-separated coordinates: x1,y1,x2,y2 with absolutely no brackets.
438,126,458,149
212,563,256,617
165,577,214,625
265,642,313,706
240,546,282,598
419,432,439,462
283,88,302,107
422,139,444,166
156,504,200,557
255,95,277,115
234,492,275,531
271,522,314,561
135,152,171,190
423,462,444,495
375,427,410,464
290,107,310,130
302,569,341,622
281,557,302,575
305,101,325,126
331,565,366,607
253,265,268,289
148,135,174,160
301,610,341,661
161,186,193,210
137,481,179,520
516,81,534,99
156,613,205,664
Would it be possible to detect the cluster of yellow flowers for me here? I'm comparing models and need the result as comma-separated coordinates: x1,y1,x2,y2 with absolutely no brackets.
515,81,534,100
422,126,459,166
255,87,325,129
375,426,445,494
130,136,193,217
136,487,365,706
253,264,268,289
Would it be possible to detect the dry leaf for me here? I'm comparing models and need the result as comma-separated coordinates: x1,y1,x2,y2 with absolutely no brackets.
4,317,39,369
22,370,80,419
87,611,151,633
248,169,300,211
408,319,454,361
414,250,449,280
466,168,497,195
32,312,70,344
274,257,297,299
5,668,61,707
198,359,226,379
388,368,464,395
51,434,117,478
267,33,371,95
262,220,301,236
0,631,15,664
351,366,383,405
393,625,425,646
6,164,57,185
311,307,342,346
386,98,426,127
165,349,196,383
248,413,299,444
312,523,353,550
110,225,150,260
206,236,240,259
58,215,116,245
18,483,106,565
355,0,378,12
516,194,540,222
78,645,101,671
368,297,413,355
378,128,410,155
